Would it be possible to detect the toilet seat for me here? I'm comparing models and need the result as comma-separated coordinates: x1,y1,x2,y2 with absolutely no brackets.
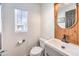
30,46,43,56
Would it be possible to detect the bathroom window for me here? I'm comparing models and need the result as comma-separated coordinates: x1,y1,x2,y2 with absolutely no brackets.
15,9,28,32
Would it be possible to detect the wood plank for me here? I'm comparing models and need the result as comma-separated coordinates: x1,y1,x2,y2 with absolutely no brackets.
54,3,78,45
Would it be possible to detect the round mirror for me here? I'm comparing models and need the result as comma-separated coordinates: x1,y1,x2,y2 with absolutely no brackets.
57,3,77,28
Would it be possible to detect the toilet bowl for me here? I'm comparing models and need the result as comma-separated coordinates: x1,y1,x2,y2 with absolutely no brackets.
30,46,43,56
30,38,46,56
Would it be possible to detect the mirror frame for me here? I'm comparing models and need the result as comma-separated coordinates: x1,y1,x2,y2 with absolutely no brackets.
56,3,78,29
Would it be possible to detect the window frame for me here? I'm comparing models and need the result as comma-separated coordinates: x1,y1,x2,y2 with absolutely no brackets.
14,8,28,32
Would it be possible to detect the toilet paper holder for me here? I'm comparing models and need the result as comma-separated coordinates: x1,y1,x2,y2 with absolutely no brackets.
16,39,26,47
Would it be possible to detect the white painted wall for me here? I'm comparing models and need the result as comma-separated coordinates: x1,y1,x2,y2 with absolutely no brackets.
0,6,1,32
1,3,41,56
40,4,54,39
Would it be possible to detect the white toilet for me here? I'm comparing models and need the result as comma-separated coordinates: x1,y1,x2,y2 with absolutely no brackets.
30,38,46,56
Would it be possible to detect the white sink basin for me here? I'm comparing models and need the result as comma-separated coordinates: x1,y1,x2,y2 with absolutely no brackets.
44,38,79,56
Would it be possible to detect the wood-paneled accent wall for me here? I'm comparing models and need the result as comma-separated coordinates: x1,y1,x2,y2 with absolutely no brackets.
54,3,79,45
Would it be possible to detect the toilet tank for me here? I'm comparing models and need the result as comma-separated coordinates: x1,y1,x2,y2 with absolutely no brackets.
39,38,46,48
